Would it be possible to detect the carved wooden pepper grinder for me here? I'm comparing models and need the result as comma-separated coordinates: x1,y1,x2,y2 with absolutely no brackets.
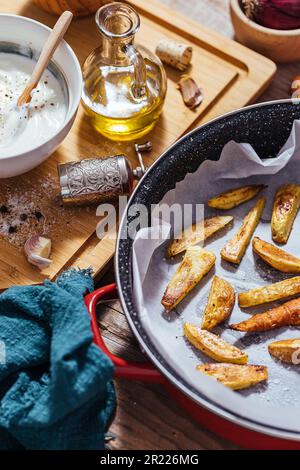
58,142,152,205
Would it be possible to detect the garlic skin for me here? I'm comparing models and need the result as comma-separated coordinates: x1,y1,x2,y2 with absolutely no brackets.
291,75,300,98
24,235,52,270
177,75,203,109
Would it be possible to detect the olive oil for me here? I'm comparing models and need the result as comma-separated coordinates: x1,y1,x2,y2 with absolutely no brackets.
82,93,165,141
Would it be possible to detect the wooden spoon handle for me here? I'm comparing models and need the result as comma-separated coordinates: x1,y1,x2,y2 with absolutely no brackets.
17,11,73,106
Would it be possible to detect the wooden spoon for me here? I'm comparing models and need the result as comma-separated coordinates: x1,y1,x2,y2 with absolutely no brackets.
17,11,73,107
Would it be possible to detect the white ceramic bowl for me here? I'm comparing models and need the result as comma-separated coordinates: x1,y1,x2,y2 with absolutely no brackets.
0,14,82,178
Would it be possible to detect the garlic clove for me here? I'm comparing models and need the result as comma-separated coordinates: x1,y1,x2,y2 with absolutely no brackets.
291,75,300,98
177,75,203,109
24,235,52,270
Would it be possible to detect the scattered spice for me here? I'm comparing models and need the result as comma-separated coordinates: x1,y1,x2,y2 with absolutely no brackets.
0,174,93,252
177,75,203,109
35,211,43,220
0,205,9,214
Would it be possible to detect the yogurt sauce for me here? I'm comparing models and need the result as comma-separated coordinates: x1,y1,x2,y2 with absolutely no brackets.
0,53,67,158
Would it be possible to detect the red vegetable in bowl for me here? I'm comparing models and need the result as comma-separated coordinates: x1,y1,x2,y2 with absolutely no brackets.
241,0,300,30
291,74,300,97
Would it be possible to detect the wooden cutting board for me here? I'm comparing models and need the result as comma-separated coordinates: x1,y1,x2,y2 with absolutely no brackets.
0,0,276,289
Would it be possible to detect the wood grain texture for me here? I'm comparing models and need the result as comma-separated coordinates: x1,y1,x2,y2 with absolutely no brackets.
0,0,274,289
33,0,105,17
101,0,299,450
160,0,300,104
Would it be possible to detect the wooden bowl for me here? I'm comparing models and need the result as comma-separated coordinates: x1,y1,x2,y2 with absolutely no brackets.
230,0,300,63
33,0,106,17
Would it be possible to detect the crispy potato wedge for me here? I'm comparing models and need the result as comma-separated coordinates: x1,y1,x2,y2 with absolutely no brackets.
201,275,235,330
161,246,215,310
252,236,300,273
208,185,266,210
268,338,300,364
166,215,233,258
221,197,265,264
184,324,248,364
238,276,300,308
271,184,300,244
231,297,300,332
196,363,268,390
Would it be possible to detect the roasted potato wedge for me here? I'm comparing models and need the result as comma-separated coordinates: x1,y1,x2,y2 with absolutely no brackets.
271,184,300,244
167,215,233,257
201,275,235,330
238,276,300,308
208,185,265,210
268,338,300,364
184,324,248,364
162,246,215,310
252,236,300,273
231,297,300,332
221,196,265,264
196,363,268,390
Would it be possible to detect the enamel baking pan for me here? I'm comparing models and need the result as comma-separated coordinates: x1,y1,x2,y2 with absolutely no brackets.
85,100,300,449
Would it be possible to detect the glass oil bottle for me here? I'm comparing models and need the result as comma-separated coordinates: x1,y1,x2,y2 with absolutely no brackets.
81,2,167,141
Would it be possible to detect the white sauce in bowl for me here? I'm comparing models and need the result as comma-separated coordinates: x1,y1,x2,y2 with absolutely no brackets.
0,53,67,158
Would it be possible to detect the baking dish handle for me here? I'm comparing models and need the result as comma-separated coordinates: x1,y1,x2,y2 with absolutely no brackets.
84,283,166,384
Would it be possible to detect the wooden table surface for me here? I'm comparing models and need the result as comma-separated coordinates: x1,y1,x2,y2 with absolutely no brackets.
99,0,300,451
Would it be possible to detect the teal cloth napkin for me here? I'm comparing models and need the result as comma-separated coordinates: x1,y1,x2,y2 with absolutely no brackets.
0,269,115,450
